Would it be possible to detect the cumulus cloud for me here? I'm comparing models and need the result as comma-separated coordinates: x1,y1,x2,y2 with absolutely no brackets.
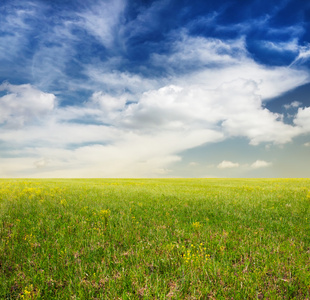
216,160,272,170
217,161,240,169
250,160,272,169
0,82,56,128
118,79,303,145
294,107,310,132
88,91,127,122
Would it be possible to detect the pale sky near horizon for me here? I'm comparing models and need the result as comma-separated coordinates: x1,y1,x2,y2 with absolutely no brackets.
1,0,310,178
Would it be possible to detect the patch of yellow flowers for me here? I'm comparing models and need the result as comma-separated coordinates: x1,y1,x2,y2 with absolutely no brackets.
192,222,201,229
181,243,210,265
100,209,111,217
100,209,111,227
20,284,38,300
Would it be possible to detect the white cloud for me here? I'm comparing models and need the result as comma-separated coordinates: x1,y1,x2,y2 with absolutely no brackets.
0,1,39,60
284,101,302,109
31,44,75,90
217,160,272,170
151,34,310,99
152,35,248,72
290,44,310,66
121,0,172,41
118,79,303,145
304,142,310,147
262,39,299,53
250,160,272,169
191,64,308,101
0,83,56,128
294,107,310,132
77,0,126,48
84,67,161,95
0,130,218,178
2,33,310,177
217,161,240,169
89,91,127,121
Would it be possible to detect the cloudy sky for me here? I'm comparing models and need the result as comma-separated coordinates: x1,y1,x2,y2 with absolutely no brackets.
1,0,310,178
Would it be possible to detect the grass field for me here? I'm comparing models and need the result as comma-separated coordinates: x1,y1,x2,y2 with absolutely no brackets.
1,178,310,299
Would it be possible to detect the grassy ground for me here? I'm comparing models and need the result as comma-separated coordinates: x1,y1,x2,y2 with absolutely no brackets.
1,178,310,299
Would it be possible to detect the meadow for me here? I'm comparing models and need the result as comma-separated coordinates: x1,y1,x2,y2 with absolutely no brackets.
0,178,310,299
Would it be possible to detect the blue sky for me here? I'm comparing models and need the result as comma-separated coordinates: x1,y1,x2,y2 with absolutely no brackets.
1,0,310,177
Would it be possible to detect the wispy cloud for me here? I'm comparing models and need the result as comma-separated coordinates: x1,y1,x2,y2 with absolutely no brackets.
121,0,173,42
284,101,302,109
151,35,248,75
290,44,310,66
262,39,299,53
84,66,162,95
77,0,126,48
0,1,39,60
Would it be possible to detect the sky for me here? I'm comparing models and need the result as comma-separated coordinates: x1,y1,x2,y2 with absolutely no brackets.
1,0,310,178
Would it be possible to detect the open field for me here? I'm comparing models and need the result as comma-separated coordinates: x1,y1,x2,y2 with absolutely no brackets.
1,178,310,299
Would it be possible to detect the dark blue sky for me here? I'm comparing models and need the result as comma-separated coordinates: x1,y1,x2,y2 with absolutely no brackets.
0,0,310,177
2,0,310,83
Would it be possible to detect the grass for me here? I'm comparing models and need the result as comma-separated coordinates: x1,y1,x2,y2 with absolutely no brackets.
1,178,310,299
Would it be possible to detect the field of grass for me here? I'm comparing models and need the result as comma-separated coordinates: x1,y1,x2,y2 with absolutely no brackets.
1,178,310,299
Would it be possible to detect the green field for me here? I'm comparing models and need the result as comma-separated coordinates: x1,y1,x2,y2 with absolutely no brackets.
1,179,310,299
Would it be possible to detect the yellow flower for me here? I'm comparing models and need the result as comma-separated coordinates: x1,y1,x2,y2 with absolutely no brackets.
192,222,201,229
100,209,110,216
